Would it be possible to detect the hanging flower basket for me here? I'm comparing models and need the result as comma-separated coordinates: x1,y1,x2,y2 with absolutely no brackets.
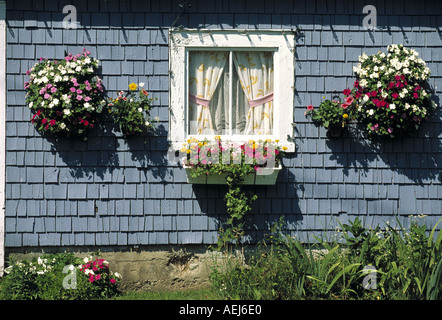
24,49,106,139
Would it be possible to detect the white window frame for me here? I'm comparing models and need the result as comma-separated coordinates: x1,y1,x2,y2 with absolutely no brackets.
168,29,296,152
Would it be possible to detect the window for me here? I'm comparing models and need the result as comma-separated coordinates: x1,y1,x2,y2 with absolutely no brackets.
169,29,295,152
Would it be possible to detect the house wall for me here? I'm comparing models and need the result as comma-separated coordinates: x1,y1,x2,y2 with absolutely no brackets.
3,0,442,254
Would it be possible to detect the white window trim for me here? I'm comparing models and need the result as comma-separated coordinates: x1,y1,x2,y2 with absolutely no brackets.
0,0,6,276
168,28,296,153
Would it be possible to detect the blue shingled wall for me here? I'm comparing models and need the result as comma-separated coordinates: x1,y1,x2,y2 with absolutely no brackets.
4,0,442,248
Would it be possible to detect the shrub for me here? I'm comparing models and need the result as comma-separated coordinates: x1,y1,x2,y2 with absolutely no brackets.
0,253,121,300
210,216,442,300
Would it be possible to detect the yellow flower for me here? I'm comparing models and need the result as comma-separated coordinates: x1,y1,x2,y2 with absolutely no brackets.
282,146,288,150
275,139,280,143
180,147,187,153
129,83,138,91
343,113,349,119
214,135,221,140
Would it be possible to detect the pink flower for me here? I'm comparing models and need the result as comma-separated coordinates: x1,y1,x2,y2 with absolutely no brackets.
341,103,348,109
51,87,57,93
39,88,46,95
89,275,95,283
95,274,101,280
344,96,354,105
307,105,314,111
84,96,91,102
76,95,83,101
388,127,393,133
110,278,116,284
70,87,76,93
76,89,82,94
44,93,51,99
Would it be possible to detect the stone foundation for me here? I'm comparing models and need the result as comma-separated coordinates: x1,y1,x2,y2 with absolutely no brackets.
4,245,222,292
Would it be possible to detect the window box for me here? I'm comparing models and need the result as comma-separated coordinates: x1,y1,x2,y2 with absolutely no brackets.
183,164,282,185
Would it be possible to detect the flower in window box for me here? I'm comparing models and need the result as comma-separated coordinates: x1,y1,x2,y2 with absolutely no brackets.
108,83,157,136
181,137,285,185
25,48,105,139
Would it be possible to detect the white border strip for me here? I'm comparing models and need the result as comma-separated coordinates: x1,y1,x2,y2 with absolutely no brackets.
0,0,6,276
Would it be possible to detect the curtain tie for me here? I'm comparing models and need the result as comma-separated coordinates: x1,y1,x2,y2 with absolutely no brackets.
249,92,274,108
189,94,211,108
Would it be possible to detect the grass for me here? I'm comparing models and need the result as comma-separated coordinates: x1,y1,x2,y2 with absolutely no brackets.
113,287,220,300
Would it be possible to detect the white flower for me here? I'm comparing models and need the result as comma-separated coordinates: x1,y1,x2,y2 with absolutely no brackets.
389,104,396,110
138,107,143,112
53,98,59,106
145,120,150,126
139,82,145,87
60,123,66,129
29,101,33,108
84,102,91,109
41,76,49,83
363,94,369,102
368,109,374,115
63,109,71,115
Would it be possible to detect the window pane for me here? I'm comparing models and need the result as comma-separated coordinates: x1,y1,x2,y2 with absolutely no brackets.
188,51,229,135
232,51,274,135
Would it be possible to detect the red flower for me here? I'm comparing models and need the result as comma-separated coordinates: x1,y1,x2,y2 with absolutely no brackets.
388,82,395,90
395,75,401,81
49,119,56,126
110,278,116,284
413,92,419,99
307,105,314,111
392,93,399,99
343,89,351,96
370,91,377,97
42,118,48,124
414,86,421,92
84,120,89,126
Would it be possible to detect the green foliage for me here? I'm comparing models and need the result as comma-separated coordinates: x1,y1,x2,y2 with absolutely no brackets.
108,83,156,136
0,252,121,300
215,166,258,251
210,216,442,300
305,98,356,130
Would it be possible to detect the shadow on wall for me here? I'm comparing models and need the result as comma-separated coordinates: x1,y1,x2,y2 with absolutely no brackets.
325,93,441,185
191,156,305,245
47,119,169,182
